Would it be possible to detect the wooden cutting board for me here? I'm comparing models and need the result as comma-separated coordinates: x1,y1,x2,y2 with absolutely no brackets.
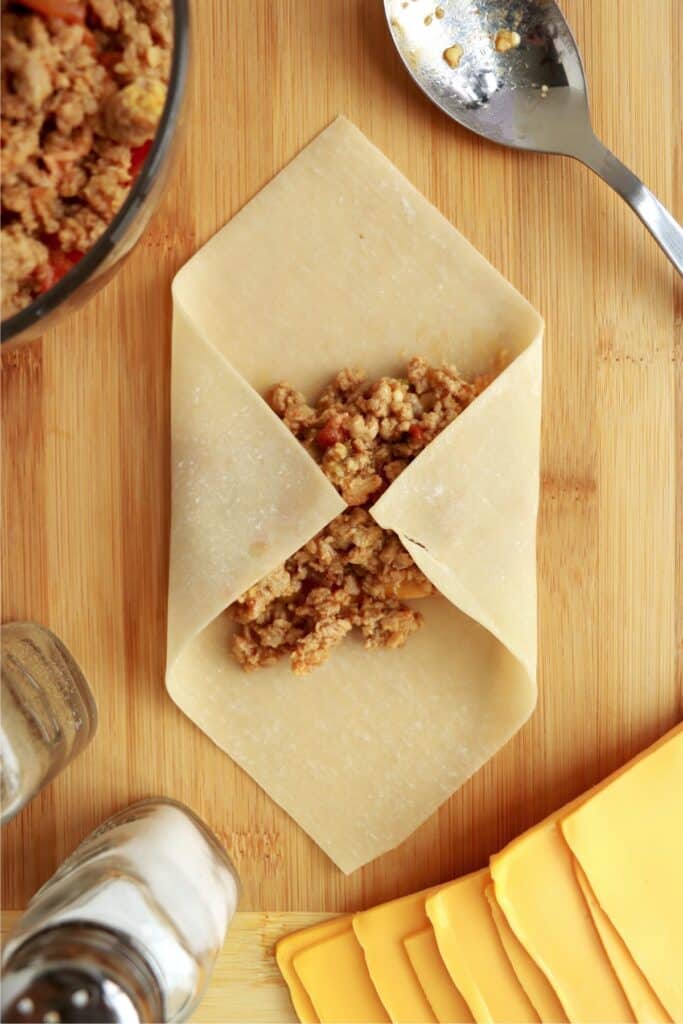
0,911,324,1022
1,0,681,928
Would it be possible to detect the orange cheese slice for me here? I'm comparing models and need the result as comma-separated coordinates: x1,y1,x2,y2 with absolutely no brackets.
353,888,438,1022
403,928,474,1023
426,869,540,1023
292,926,390,1024
276,916,352,1023
561,724,683,1022
484,884,567,1023
573,862,670,1024
490,811,633,1023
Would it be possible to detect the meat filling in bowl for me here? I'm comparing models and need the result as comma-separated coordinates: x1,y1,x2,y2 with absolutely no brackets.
232,356,502,676
1,0,172,318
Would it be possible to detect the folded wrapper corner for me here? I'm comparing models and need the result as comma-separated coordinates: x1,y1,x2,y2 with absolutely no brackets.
167,117,544,874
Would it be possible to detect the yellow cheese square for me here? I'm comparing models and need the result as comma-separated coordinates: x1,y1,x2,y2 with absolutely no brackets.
292,927,390,1024
573,862,670,1024
490,813,633,1023
561,724,683,1022
353,888,439,1023
426,869,540,1023
404,928,475,1023
484,885,566,1023
276,917,355,1023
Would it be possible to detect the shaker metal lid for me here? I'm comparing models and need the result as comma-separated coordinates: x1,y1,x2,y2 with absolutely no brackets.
1,924,164,1024
2,964,144,1023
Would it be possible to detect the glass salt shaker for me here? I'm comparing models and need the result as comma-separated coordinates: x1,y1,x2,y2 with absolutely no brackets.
1,622,98,824
1,798,241,1023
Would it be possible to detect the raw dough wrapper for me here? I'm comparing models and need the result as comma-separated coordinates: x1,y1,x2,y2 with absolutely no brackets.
167,118,544,873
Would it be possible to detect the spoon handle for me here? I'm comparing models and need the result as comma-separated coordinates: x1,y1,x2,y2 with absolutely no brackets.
574,134,682,276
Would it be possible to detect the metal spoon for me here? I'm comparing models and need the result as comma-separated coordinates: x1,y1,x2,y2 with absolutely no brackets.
384,0,682,275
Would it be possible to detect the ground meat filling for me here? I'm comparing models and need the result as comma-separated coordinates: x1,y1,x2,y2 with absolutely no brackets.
1,0,171,319
232,356,497,676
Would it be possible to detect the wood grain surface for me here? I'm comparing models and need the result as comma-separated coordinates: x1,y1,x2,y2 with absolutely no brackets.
1,0,681,915
0,911,325,1022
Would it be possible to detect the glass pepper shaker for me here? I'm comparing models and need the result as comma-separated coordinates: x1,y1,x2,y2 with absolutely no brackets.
1,622,98,824
1,798,241,1023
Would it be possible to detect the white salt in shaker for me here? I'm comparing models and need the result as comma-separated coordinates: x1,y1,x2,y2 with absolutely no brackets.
1,799,240,1023
1,622,98,824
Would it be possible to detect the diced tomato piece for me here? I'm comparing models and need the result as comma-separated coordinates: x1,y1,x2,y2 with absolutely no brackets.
130,140,153,179
19,0,86,24
408,423,424,442
98,48,123,71
35,247,83,293
33,263,55,293
52,249,82,280
316,419,347,448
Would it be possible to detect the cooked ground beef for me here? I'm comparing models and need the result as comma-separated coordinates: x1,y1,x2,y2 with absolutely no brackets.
1,0,171,319
232,356,500,676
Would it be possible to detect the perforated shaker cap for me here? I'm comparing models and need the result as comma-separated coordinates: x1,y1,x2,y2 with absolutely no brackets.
1,925,164,1024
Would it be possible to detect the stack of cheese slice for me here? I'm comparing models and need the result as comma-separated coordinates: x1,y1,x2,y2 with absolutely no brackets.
276,722,682,1024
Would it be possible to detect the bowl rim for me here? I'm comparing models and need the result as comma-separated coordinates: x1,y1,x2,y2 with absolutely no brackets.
1,0,190,345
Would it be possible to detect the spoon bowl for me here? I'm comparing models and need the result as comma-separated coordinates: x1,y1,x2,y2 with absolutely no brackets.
385,0,682,273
